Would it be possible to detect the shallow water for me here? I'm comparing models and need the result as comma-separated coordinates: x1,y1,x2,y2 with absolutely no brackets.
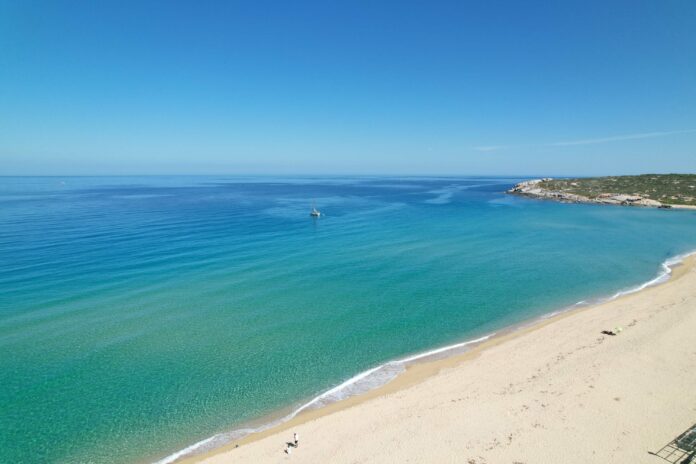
1,176,696,463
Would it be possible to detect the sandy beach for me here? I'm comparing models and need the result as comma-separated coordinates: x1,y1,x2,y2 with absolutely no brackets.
183,255,696,464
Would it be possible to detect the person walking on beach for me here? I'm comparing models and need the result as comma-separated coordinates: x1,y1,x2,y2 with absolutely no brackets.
294,432,299,447
285,443,292,455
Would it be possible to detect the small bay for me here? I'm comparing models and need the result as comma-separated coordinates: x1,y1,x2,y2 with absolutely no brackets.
1,176,695,463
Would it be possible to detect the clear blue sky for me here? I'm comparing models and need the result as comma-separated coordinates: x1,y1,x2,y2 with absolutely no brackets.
1,1,695,176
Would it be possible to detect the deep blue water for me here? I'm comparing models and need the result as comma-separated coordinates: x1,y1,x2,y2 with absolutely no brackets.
1,176,695,464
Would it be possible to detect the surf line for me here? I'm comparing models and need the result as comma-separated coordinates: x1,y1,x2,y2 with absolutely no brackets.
155,249,696,464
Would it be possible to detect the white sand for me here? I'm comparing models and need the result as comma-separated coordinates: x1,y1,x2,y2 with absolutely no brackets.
186,256,696,464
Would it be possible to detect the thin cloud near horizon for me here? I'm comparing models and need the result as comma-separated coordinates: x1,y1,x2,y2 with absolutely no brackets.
473,128,696,152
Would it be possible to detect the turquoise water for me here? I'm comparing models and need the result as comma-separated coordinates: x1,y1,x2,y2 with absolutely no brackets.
1,176,696,464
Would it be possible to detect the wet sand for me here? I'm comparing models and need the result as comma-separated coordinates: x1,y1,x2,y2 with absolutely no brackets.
183,256,696,464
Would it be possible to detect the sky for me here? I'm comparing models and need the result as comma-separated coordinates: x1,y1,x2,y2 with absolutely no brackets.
1,0,695,176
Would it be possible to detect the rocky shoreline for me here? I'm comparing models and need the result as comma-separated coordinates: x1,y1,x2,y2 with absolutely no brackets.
507,178,670,208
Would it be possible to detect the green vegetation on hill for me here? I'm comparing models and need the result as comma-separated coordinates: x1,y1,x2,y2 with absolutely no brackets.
540,174,696,206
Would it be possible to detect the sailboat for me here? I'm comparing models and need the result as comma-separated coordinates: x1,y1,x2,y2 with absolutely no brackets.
310,203,321,217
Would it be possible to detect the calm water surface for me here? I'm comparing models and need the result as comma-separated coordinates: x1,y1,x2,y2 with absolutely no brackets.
1,176,696,463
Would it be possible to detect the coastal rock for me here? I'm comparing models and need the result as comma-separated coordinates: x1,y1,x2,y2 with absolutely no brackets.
507,179,666,209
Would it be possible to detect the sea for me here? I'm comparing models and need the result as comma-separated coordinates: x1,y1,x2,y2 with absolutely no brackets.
1,175,696,464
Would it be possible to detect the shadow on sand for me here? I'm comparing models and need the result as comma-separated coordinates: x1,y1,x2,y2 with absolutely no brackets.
649,422,696,463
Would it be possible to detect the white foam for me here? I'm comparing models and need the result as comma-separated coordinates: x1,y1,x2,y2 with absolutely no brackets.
154,333,494,463
268,333,495,421
153,435,218,464
609,250,696,300
536,251,696,324
396,334,493,363
155,250,696,464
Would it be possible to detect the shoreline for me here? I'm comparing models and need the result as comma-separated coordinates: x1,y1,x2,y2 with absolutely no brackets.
507,178,696,210
157,249,696,464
